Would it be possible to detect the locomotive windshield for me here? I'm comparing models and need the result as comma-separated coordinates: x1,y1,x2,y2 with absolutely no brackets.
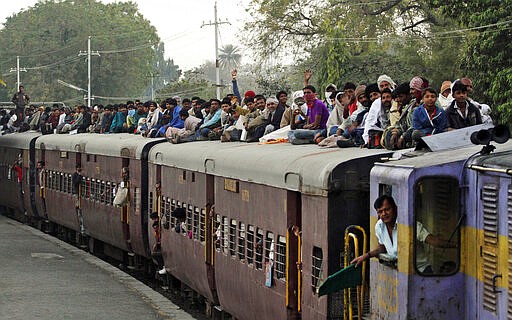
414,177,460,276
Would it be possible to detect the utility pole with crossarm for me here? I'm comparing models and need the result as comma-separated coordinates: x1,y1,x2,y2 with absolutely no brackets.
78,36,100,108
201,2,230,99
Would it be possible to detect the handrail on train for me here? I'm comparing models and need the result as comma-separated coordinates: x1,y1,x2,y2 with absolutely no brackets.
344,225,367,320
467,164,512,176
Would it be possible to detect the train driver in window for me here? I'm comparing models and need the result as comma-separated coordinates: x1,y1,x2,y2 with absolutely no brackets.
352,195,455,271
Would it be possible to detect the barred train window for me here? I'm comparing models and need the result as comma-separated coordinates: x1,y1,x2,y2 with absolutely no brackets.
414,177,460,276
238,222,245,261
91,179,95,200
222,216,229,254
170,199,176,227
186,204,193,235
265,232,274,263
106,182,112,204
275,235,286,280
246,225,254,266
199,208,206,243
149,192,153,213
215,215,221,251
255,228,264,270
229,219,237,257
193,207,200,240
166,198,172,228
312,246,323,292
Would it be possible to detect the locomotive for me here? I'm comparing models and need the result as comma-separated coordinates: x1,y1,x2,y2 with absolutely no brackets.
0,126,510,320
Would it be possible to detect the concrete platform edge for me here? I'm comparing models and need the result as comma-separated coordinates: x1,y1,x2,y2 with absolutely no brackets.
14,220,198,320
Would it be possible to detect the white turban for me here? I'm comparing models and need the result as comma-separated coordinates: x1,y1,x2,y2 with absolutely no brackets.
377,74,396,90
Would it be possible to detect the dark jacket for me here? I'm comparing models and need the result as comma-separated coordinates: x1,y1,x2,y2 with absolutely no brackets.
268,105,285,129
77,112,92,133
445,100,482,129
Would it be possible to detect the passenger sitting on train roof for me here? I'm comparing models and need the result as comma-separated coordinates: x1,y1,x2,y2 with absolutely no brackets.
280,91,306,128
351,195,456,272
168,109,202,144
110,104,129,133
127,103,148,133
460,77,493,124
97,105,114,134
410,87,447,143
445,81,482,131
195,98,222,141
246,97,284,142
362,88,393,148
74,105,92,133
56,106,74,134
157,98,184,138
141,101,163,137
287,85,329,145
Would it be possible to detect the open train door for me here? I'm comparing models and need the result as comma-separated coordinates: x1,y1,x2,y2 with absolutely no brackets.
475,174,509,319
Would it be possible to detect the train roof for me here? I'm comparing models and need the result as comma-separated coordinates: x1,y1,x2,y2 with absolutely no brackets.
374,139,512,169
36,133,165,159
0,131,41,149
149,141,392,194
472,147,512,169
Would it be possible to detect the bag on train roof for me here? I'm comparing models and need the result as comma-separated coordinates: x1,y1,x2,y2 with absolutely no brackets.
113,186,129,207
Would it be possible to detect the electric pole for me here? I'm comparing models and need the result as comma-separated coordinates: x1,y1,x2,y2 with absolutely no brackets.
9,56,27,89
201,1,230,99
78,36,100,108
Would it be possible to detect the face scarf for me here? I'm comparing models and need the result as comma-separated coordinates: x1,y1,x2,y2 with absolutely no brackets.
305,93,316,109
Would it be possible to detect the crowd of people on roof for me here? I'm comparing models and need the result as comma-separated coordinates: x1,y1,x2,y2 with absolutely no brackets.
1,70,493,150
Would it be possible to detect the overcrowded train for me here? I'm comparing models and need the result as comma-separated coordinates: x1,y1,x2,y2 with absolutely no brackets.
0,124,511,320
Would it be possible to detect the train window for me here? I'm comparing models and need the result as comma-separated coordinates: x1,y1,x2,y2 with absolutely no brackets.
265,232,275,263
255,228,264,270
414,177,460,276
96,180,101,202
275,235,286,281
199,208,206,243
67,175,72,194
229,219,237,257
312,246,323,293
91,179,96,201
100,181,106,203
165,198,171,228
246,225,255,266
186,204,193,236
215,215,221,251
149,192,153,213
86,178,91,199
59,172,64,192
106,182,112,204
193,207,200,241
170,199,177,227
110,182,116,205
134,187,140,213
379,184,392,197
191,172,195,183
86,154,90,162
222,216,229,255
238,222,245,262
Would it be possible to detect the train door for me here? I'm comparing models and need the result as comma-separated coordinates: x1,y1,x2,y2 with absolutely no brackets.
286,190,301,320
475,174,509,319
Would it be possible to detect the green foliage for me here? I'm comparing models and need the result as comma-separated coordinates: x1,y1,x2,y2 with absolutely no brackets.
0,0,173,105
437,0,512,125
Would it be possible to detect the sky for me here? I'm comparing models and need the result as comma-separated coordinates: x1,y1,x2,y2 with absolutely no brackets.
0,0,251,71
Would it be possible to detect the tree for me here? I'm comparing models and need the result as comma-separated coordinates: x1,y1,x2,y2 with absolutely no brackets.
0,0,175,105
218,44,242,69
435,0,512,125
